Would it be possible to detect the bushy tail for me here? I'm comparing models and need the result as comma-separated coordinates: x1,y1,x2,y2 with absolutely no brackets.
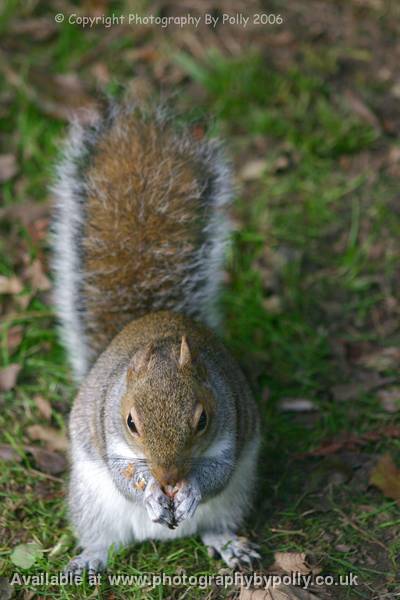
51,103,233,381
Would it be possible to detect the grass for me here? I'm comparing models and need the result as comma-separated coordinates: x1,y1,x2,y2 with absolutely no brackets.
1,1,400,598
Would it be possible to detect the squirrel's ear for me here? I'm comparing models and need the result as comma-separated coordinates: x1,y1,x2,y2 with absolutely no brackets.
179,335,192,369
127,344,153,379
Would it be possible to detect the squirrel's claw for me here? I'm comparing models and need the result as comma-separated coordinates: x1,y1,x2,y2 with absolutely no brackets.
144,478,175,528
174,479,202,524
64,549,108,579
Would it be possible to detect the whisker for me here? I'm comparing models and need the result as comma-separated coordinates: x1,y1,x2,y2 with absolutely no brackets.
79,454,235,471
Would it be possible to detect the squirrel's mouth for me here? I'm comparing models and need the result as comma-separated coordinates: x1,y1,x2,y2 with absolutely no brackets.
163,484,179,498
151,463,187,489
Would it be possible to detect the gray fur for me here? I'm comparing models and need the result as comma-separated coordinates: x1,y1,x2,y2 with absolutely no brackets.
51,120,92,379
66,312,260,572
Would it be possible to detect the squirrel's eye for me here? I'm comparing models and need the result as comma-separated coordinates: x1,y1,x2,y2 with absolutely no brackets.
127,413,138,435
196,409,208,434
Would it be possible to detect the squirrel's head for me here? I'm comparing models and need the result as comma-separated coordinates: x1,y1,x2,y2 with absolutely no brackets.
120,336,214,488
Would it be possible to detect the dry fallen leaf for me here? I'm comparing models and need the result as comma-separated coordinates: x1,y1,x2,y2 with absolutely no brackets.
82,0,109,17
270,552,321,575
369,454,400,504
331,382,361,402
14,293,33,311
26,445,67,475
296,425,400,458
358,347,400,371
278,398,317,413
7,326,23,353
9,17,58,41
29,69,99,124
344,90,380,130
272,154,291,173
378,387,400,413
0,199,50,228
0,444,22,462
23,259,51,292
0,275,23,294
90,62,111,85
0,154,18,182
262,295,283,314
331,373,394,402
0,363,21,391
34,395,52,420
28,216,50,243
240,159,268,181
240,585,320,600
26,425,68,452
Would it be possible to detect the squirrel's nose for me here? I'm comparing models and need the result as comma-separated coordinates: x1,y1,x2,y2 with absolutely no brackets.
152,465,180,489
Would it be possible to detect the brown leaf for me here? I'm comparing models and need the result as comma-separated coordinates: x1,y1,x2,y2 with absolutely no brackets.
28,217,49,243
90,62,111,85
26,425,68,452
239,585,320,600
9,17,58,41
15,293,33,311
7,326,23,353
270,552,321,575
0,154,18,182
240,159,267,181
358,347,400,371
0,363,21,391
262,295,283,314
0,444,22,462
29,70,99,124
272,155,290,172
34,395,52,420
378,387,400,413
82,0,109,17
388,145,400,164
0,199,50,227
331,373,394,402
331,382,361,402
278,398,317,412
344,90,380,130
23,259,51,292
296,426,400,459
26,446,67,475
369,454,400,504
0,275,23,294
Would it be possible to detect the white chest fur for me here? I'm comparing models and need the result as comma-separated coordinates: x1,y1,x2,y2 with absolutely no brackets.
71,435,259,550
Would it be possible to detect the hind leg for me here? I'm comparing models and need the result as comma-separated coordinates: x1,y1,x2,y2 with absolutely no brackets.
202,531,260,568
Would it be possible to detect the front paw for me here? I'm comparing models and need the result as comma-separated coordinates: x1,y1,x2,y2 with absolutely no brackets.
144,478,175,528
174,479,201,525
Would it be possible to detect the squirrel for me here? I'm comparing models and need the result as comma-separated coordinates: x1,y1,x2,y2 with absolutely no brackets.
52,101,261,573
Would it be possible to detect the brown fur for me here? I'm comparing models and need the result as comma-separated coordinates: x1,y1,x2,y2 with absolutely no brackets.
120,332,216,484
82,113,211,356
114,313,254,452
72,312,258,486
